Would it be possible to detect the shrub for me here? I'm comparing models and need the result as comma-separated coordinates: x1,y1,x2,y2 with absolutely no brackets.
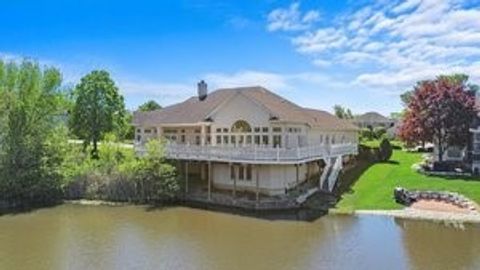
373,127,387,140
378,139,393,161
360,128,375,141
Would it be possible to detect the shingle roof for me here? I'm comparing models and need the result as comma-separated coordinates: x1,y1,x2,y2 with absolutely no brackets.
133,86,358,131
353,112,392,123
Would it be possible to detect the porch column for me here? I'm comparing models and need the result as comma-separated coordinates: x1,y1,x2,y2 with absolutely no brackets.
296,164,300,184
306,162,310,182
185,161,189,194
208,161,212,200
255,164,260,204
233,164,237,198
201,125,206,145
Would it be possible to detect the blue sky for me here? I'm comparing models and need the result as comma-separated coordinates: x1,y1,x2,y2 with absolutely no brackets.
1,0,480,115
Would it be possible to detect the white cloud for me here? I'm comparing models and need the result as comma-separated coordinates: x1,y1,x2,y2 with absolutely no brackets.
268,0,480,94
267,2,320,32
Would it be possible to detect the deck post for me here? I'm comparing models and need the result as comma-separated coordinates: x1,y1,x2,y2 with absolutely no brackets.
233,164,237,198
306,161,310,182
255,164,260,204
185,161,189,194
208,161,212,201
296,164,299,184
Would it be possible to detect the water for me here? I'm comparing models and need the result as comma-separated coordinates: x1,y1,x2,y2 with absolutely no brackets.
1,205,479,270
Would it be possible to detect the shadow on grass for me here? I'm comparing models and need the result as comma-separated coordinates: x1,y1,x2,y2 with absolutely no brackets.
422,173,480,182
334,160,377,196
381,160,400,165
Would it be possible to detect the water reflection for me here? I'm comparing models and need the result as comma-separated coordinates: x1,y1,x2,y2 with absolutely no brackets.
395,218,480,270
0,205,480,270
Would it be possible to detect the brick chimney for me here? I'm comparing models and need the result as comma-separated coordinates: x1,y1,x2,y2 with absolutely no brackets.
198,80,208,101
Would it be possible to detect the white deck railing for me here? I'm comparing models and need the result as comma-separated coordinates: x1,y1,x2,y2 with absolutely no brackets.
136,142,358,163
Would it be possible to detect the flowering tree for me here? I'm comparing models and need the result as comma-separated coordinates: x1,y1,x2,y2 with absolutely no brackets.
399,75,477,162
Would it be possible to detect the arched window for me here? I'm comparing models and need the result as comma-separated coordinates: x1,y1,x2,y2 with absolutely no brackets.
231,120,252,133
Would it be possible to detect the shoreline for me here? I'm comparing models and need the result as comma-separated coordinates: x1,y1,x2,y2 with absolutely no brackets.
64,199,480,224
346,208,480,224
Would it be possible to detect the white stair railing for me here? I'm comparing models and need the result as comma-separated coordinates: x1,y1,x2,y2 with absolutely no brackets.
327,156,343,192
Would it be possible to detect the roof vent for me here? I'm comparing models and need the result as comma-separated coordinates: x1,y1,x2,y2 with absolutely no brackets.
197,80,208,101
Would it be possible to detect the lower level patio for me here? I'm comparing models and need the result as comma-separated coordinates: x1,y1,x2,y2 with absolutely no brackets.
180,171,337,211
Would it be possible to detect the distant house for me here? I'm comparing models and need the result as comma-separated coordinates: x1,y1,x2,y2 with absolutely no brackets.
352,112,396,129
133,81,358,202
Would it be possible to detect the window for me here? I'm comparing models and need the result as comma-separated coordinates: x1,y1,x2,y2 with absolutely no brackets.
231,166,236,180
231,135,236,145
273,135,282,148
137,128,141,133
272,127,282,133
319,135,323,144
254,127,260,133
194,129,201,133
216,128,222,133
231,120,252,133
216,135,221,144
239,166,244,180
164,129,178,134
254,135,260,145
144,129,152,134
223,135,229,144
262,127,269,133
195,136,200,145
246,165,252,181
181,135,186,143
238,136,244,145
223,128,228,133
262,135,269,145
246,135,252,144
136,135,141,142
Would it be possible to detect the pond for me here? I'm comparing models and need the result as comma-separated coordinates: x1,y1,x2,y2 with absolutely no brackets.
1,205,479,270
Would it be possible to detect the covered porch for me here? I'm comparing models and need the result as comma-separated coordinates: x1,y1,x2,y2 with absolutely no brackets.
178,159,332,210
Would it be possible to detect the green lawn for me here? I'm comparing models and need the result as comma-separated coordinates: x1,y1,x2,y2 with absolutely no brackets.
336,150,480,212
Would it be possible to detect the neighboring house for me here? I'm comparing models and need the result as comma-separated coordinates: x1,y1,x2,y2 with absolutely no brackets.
133,81,358,199
352,112,396,129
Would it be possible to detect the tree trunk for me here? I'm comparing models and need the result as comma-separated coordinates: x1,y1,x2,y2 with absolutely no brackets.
91,139,99,159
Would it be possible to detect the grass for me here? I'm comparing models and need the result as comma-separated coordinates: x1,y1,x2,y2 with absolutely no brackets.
336,150,480,212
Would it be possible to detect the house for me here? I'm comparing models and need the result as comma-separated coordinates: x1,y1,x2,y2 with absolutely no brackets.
133,81,358,203
352,112,396,129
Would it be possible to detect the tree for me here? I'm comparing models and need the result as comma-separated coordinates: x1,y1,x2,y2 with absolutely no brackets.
0,60,67,206
333,105,353,119
136,140,178,200
399,74,477,162
138,100,162,112
70,70,126,158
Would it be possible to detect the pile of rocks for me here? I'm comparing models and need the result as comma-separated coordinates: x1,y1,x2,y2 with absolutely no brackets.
394,187,477,211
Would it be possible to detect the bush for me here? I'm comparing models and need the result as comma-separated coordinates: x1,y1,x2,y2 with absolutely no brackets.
360,128,375,141
379,139,393,161
62,139,179,203
373,127,387,140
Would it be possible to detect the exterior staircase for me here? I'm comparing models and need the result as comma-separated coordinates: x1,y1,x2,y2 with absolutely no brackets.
320,157,343,192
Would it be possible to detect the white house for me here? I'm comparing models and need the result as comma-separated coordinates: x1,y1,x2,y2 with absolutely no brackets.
133,81,358,201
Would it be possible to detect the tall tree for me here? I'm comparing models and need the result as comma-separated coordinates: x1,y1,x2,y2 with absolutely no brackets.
0,60,66,205
70,70,126,158
399,74,477,161
138,100,162,112
333,105,353,119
